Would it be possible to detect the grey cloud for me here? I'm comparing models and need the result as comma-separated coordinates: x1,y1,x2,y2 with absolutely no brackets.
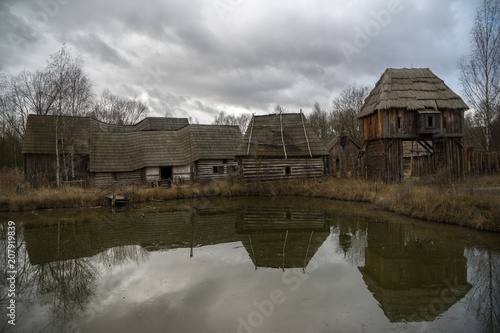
0,0,484,123
69,33,129,67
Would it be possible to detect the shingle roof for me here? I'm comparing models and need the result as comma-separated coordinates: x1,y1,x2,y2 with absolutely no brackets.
237,113,328,158
22,115,242,173
358,68,469,118
22,115,190,155
89,125,242,172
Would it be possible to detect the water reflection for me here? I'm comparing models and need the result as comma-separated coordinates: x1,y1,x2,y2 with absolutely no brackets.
358,222,471,322
1,198,499,332
236,205,330,270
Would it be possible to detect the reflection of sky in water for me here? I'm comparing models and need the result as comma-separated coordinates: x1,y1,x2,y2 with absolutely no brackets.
1,198,499,333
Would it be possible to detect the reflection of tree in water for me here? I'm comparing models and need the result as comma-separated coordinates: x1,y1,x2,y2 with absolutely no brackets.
0,220,152,332
33,244,149,331
464,247,500,333
34,257,97,332
332,217,367,267
97,245,150,272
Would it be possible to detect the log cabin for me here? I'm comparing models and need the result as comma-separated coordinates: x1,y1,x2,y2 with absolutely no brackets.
22,115,242,187
236,112,329,182
358,68,469,182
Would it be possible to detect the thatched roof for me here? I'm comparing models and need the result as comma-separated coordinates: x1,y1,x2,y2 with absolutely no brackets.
358,68,469,118
237,113,328,158
89,124,242,172
22,115,242,173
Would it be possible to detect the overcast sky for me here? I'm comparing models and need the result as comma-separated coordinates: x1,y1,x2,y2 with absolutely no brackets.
0,0,481,124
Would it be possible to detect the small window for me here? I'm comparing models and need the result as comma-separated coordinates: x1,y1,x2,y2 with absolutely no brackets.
285,166,291,175
397,117,401,129
428,116,434,128
222,159,228,164
111,173,117,181
213,166,224,174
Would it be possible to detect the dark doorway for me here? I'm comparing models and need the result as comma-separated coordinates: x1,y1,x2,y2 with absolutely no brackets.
160,166,172,180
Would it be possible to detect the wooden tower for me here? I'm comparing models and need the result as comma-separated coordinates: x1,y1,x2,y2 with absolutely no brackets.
358,68,469,182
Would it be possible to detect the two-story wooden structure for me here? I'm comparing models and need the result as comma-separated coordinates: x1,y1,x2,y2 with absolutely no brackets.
358,68,469,182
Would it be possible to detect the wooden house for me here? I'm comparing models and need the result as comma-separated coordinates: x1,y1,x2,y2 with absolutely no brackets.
324,136,361,175
236,112,329,182
22,115,242,187
358,68,469,182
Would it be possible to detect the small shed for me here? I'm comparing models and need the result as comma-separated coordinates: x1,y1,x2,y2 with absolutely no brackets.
236,112,329,182
325,136,361,175
358,68,469,182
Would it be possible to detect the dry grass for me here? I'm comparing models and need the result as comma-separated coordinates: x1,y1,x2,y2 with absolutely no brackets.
373,183,500,232
0,168,23,194
0,168,498,232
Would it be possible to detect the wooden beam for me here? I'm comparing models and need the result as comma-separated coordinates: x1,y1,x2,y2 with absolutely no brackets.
300,111,313,158
417,140,433,155
246,114,255,156
279,112,288,159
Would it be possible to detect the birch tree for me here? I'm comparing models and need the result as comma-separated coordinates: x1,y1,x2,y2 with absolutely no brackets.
459,0,500,152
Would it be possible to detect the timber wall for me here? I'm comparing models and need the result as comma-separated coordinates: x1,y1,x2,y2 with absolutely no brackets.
196,159,238,181
239,157,325,182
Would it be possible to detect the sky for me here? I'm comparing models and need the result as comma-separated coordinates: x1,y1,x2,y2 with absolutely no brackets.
0,0,482,124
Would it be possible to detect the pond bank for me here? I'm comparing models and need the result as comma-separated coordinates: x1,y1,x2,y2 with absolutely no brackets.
1,176,499,232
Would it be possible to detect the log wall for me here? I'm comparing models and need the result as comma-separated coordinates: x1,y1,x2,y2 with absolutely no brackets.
195,159,238,181
91,170,142,187
239,157,325,182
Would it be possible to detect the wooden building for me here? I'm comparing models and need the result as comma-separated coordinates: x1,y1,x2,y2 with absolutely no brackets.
324,136,361,176
358,68,469,182
236,112,329,182
22,115,242,187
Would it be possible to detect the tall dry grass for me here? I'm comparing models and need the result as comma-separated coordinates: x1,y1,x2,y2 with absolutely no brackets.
0,168,498,232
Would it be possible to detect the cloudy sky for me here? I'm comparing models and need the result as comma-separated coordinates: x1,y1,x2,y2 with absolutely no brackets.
0,0,481,124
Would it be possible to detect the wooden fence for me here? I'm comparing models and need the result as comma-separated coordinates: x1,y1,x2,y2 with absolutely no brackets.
332,150,500,179
464,149,500,175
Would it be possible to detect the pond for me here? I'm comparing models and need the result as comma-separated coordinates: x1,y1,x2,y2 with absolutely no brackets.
1,197,499,333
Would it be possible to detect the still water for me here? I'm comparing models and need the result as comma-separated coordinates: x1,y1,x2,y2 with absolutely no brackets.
1,197,499,333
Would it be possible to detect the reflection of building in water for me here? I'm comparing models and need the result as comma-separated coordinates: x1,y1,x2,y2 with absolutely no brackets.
359,222,471,322
236,206,330,269
24,207,240,265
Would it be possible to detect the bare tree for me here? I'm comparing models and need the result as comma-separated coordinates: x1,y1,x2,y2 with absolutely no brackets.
213,110,251,133
459,0,500,152
5,69,58,139
330,84,370,146
4,45,93,140
308,102,332,139
89,88,147,125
